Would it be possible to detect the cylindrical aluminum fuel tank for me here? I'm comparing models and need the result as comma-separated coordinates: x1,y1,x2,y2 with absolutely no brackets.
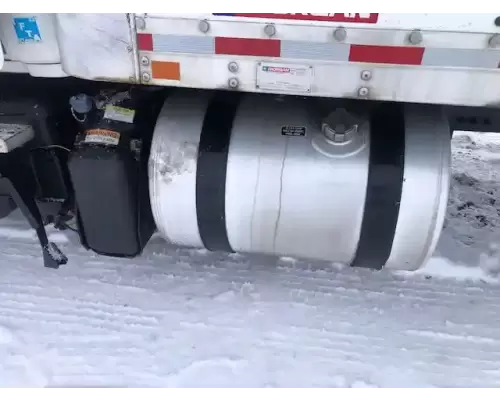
149,91,451,271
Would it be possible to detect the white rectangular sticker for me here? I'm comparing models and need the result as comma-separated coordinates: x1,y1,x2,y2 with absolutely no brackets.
104,105,135,124
256,62,313,94
84,129,121,146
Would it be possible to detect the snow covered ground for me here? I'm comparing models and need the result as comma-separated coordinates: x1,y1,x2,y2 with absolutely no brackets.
1,131,500,388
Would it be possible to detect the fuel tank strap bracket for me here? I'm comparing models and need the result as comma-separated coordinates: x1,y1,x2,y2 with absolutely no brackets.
351,103,405,269
196,92,240,253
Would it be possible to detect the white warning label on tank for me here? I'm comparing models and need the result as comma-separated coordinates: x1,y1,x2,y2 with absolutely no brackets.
256,62,313,94
84,128,121,146
104,105,135,124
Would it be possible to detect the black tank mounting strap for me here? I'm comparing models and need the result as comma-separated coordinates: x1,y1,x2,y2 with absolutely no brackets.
196,92,240,253
352,102,405,269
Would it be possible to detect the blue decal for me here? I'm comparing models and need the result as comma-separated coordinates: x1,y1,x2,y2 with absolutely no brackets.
13,17,42,43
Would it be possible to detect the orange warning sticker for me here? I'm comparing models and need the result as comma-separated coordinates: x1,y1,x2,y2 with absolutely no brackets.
151,61,181,81
84,128,120,146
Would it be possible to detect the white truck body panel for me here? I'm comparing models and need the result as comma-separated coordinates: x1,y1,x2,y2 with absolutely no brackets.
0,13,134,80
1,13,500,106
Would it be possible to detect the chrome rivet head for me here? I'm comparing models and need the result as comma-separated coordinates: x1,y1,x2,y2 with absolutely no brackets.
333,27,347,42
264,24,276,37
199,20,210,33
228,61,239,73
136,17,146,31
142,72,151,82
228,77,239,89
140,56,150,66
361,70,372,81
358,87,369,97
408,30,423,45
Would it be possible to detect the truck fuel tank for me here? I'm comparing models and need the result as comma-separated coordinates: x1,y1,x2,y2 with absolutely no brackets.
149,91,451,271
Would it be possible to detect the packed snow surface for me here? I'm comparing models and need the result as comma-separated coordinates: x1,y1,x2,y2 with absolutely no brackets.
1,132,500,388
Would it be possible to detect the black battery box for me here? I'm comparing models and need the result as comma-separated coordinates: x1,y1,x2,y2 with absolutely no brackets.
67,90,158,258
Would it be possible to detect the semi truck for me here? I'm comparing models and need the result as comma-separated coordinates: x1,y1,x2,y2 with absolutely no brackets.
0,13,498,272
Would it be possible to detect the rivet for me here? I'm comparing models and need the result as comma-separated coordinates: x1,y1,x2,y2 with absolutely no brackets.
228,61,239,73
408,30,423,45
140,56,150,66
199,20,210,33
358,87,369,97
136,17,146,31
333,27,347,42
142,72,151,82
228,77,239,89
264,24,276,37
361,70,372,81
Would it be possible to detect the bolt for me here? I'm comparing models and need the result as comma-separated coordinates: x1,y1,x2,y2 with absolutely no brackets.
264,24,276,37
489,34,500,48
140,56,150,66
358,87,369,97
228,77,239,89
126,45,133,53
408,30,423,45
142,72,151,82
136,17,146,31
333,27,347,42
199,19,210,33
228,61,239,73
361,70,372,81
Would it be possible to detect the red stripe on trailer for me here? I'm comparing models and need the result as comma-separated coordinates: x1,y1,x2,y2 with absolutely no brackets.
137,33,153,51
224,13,379,24
215,37,281,57
349,45,425,66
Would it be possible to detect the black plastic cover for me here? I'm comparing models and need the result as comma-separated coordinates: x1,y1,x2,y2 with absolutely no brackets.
68,144,155,258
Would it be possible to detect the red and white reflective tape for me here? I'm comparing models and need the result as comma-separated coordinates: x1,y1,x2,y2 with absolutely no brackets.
212,13,380,24
137,33,500,70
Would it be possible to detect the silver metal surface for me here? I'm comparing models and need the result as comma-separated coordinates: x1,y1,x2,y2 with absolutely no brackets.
385,104,451,271
149,91,211,248
225,95,369,263
140,14,500,107
149,91,451,271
